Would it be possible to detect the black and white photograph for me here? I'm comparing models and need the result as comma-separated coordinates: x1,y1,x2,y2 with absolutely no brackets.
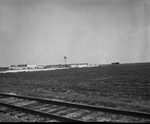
0,0,150,122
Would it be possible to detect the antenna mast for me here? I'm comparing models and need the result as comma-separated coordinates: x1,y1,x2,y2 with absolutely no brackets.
64,56,67,65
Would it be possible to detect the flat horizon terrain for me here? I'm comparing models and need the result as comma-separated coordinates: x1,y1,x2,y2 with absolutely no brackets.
0,63,150,113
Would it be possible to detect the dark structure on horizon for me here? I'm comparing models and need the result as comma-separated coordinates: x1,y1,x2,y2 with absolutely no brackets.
111,62,120,65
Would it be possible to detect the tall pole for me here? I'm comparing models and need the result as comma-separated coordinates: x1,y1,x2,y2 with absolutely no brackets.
64,56,67,65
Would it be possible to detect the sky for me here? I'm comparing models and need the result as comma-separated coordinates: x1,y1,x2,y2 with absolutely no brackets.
0,0,150,66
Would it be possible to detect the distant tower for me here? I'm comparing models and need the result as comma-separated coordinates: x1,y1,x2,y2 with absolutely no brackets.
64,56,67,65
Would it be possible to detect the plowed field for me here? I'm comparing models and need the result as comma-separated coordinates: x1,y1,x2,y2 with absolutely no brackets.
0,63,150,112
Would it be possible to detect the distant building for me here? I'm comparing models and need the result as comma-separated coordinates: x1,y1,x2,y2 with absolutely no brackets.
36,65,45,69
9,64,37,70
44,63,88,69
88,64,98,67
44,64,67,68
111,62,120,65
69,63,88,68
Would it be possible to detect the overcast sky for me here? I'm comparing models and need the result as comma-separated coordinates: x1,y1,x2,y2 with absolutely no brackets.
0,0,150,66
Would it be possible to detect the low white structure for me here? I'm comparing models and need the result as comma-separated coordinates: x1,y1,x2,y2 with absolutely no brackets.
36,65,45,69
70,63,88,68
88,64,99,67
9,64,37,70
1,66,68,73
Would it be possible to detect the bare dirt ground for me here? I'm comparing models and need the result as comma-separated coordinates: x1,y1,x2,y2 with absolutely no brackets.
0,113,23,122
0,63,150,113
